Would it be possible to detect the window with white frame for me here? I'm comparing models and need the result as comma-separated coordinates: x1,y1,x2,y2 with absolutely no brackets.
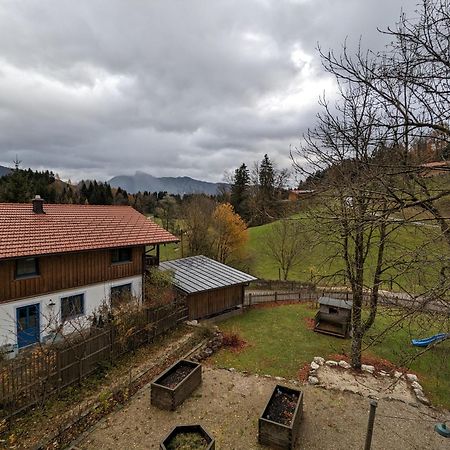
110,283,133,307
61,294,85,321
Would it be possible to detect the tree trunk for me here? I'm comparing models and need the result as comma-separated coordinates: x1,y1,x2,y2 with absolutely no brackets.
351,329,363,369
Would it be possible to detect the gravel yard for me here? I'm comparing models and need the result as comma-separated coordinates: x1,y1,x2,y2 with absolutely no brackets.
76,366,448,450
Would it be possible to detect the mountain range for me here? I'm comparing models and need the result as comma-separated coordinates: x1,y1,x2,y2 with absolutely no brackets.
109,171,227,195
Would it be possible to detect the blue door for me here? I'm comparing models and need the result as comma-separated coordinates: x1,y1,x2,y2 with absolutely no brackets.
16,304,40,348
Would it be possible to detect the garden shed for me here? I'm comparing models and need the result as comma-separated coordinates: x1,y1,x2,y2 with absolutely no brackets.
159,255,257,320
314,297,353,338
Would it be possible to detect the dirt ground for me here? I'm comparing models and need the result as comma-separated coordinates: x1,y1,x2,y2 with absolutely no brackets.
76,367,448,450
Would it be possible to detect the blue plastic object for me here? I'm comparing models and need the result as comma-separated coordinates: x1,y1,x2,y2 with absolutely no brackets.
435,423,450,438
411,333,448,347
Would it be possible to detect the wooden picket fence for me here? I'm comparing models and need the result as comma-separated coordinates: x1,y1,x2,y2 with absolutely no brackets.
0,302,188,420
244,289,316,306
244,288,447,313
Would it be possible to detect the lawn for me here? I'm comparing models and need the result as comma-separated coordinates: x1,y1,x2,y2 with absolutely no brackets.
247,215,443,292
211,303,450,409
156,209,444,294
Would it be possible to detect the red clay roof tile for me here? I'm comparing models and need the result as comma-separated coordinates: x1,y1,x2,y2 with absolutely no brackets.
0,203,178,259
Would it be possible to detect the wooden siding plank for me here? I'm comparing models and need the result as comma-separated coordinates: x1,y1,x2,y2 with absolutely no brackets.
0,247,144,303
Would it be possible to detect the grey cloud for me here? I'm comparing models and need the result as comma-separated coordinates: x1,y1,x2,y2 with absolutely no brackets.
0,0,413,183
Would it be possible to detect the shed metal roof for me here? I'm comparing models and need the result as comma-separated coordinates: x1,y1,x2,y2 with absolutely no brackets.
159,255,257,294
319,296,353,310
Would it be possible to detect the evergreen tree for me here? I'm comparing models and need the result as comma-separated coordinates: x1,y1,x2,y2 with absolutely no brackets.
230,163,250,221
259,154,275,199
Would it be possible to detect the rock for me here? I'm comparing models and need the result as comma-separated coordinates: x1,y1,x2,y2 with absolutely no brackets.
308,376,319,385
406,373,418,383
204,348,213,356
310,362,320,370
186,320,199,326
379,370,388,377
263,374,272,378
416,393,431,405
313,356,325,365
343,387,360,395
394,371,403,379
413,387,422,395
361,364,375,374
325,360,338,367
275,376,285,381
338,360,351,369
228,367,236,372
411,381,423,391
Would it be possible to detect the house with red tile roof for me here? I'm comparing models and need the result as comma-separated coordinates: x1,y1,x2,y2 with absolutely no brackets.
0,196,178,356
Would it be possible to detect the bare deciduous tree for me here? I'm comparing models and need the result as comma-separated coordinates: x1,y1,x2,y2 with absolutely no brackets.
293,0,450,368
264,219,308,280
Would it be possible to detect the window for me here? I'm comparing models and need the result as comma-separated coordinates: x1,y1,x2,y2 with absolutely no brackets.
61,294,84,321
329,307,339,314
110,283,132,307
111,247,132,264
15,257,39,279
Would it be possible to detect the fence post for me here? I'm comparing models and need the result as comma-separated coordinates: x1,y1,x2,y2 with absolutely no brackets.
57,349,62,394
78,357,83,386
110,326,115,364
364,400,378,450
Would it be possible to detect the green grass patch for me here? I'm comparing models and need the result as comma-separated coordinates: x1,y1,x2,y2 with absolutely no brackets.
246,215,443,292
211,303,450,408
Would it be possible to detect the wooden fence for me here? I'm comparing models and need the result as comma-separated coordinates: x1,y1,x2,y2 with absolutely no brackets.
244,289,316,306
0,302,188,420
244,288,447,314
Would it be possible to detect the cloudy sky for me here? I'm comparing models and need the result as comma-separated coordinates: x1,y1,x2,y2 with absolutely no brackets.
0,0,413,183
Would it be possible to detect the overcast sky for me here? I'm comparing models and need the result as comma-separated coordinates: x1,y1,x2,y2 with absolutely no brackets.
0,0,414,183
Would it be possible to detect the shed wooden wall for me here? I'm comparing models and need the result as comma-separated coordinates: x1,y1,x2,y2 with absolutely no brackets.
186,284,244,320
318,305,350,323
0,246,144,303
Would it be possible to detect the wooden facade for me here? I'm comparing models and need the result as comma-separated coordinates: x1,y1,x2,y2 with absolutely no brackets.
185,285,244,320
0,246,145,303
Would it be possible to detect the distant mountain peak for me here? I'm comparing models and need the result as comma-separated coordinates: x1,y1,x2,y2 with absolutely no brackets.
109,171,227,195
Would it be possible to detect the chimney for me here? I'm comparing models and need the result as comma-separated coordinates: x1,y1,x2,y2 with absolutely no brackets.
32,195,45,214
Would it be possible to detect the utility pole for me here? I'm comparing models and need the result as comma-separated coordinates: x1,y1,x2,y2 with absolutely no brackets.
364,400,378,450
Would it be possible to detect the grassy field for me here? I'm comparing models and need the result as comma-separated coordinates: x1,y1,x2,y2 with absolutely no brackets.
211,303,450,409
246,214,443,290
155,204,445,294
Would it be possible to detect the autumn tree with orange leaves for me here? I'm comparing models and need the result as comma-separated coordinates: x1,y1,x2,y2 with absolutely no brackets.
211,203,248,264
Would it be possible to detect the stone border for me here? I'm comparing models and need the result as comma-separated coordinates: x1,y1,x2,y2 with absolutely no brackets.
307,356,430,405
188,327,224,362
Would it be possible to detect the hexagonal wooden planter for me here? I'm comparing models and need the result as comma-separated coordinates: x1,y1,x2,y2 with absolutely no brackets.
160,424,215,450
151,359,202,410
258,385,303,450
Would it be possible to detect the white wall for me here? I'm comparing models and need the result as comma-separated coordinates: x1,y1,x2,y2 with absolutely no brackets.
0,275,142,352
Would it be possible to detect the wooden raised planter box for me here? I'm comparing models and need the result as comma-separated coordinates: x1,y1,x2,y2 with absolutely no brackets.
151,359,202,410
259,385,303,450
160,424,215,450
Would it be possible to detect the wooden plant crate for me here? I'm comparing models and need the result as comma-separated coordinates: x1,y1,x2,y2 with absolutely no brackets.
151,359,201,410
160,424,215,449
259,384,303,450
